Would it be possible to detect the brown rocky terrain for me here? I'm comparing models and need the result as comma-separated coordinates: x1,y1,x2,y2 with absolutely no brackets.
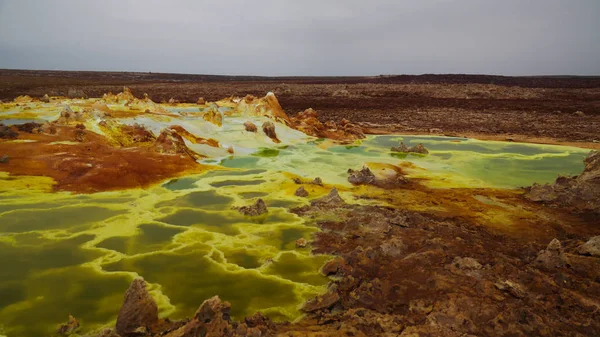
1,69,599,148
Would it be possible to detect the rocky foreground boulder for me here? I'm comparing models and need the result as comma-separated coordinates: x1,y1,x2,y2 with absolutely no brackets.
100,278,275,337
525,150,600,213
115,278,160,336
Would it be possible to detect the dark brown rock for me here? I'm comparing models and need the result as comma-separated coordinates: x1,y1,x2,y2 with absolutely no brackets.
408,143,429,154
243,121,257,132
347,166,376,185
116,278,159,337
321,258,345,276
391,141,409,153
525,150,600,213
301,290,341,312
236,198,268,216
0,124,18,139
391,142,429,154
533,238,569,270
311,187,345,206
165,296,232,337
295,186,309,197
16,122,42,133
262,121,280,143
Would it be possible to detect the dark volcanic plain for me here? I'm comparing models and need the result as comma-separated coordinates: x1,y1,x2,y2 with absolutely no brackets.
1,69,599,148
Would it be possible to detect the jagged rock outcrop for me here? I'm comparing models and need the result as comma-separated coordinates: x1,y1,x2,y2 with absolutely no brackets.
102,87,135,104
311,177,323,186
311,188,345,206
243,121,257,132
236,198,268,216
391,142,429,154
533,238,569,270
236,92,291,125
116,88,135,102
295,186,309,197
154,129,191,155
290,108,364,142
0,154,9,164
164,297,275,337
348,167,376,185
165,296,232,337
115,278,159,336
525,150,600,213
86,278,279,337
262,121,280,143
41,94,51,103
578,236,600,257
56,105,84,124
197,97,206,105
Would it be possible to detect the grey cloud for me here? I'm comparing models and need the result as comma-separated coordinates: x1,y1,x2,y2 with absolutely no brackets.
0,0,598,76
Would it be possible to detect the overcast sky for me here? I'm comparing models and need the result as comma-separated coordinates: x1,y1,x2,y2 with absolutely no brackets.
0,0,598,76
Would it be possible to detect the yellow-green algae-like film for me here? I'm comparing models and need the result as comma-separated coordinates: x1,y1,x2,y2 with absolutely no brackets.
0,171,331,337
0,98,592,337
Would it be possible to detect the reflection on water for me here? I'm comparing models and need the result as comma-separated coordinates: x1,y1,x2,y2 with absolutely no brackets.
0,134,590,336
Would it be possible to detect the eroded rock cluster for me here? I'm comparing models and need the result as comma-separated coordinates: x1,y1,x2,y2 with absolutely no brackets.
236,198,268,216
347,165,409,187
525,150,600,213
391,141,429,154
291,108,364,143
93,278,276,337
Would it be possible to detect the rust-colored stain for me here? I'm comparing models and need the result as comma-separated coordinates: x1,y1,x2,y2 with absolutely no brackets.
0,125,206,193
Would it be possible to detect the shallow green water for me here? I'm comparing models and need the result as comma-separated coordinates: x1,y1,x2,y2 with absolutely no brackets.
218,135,589,188
0,134,590,337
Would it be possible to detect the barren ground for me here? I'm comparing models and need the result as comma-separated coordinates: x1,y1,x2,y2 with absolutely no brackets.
2,69,599,147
